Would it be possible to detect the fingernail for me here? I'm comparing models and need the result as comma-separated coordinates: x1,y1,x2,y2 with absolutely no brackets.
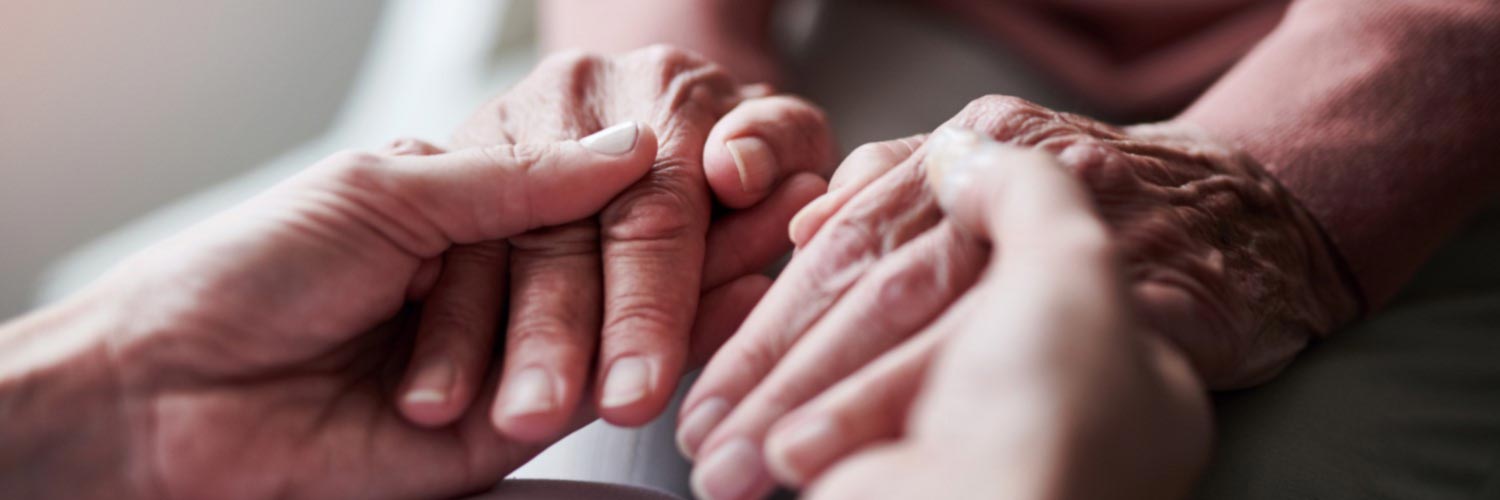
404,359,455,405
726,136,778,194
501,367,557,418
925,127,1017,214
765,416,837,485
580,122,640,155
601,356,652,409
692,439,765,500
677,398,731,460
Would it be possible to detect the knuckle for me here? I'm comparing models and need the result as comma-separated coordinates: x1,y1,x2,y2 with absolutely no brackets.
447,241,509,267
848,137,915,166
324,149,386,172
482,143,547,172
601,183,705,242
1058,140,1133,191
510,221,600,255
421,301,495,342
320,152,394,194
540,48,604,73
955,95,1062,144
508,315,586,350
632,43,704,68
603,298,685,341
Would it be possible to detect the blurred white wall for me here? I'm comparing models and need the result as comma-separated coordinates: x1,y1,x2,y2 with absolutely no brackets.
0,0,383,317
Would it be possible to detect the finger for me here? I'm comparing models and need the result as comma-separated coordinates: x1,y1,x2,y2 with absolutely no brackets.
788,135,925,247
761,332,942,487
594,139,714,428
689,274,775,368
314,122,657,256
702,173,827,289
685,223,983,493
925,127,1103,263
679,156,942,458
488,221,601,442
703,96,837,208
910,127,1123,430
397,240,509,427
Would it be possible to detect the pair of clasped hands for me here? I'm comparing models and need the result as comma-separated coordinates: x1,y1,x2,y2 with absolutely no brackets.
46,47,1358,500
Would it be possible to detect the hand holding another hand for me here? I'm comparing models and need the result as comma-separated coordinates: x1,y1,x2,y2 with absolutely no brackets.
0,126,733,499
803,135,1211,500
397,45,836,440
681,95,1361,497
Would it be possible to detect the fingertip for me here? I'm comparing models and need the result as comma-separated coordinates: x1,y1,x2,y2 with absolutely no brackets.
399,386,463,428
490,367,571,442
596,355,675,427
787,196,827,248
704,96,835,209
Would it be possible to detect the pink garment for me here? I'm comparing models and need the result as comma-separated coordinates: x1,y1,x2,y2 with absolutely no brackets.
929,0,1289,117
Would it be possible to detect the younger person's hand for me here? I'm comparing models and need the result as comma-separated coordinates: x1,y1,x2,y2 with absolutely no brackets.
0,125,761,499
799,134,1211,500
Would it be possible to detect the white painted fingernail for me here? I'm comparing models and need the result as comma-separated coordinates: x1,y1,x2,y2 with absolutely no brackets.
580,122,640,155
501,367,557,418
726,136,777,194
404,359,455,405
692,439,764,500
765,416,837,486
677,398,731,460
925,127,1041,214
924,127,986,208
601,356,652,409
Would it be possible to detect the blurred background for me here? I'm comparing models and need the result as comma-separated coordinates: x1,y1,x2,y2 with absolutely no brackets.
0,0,382,317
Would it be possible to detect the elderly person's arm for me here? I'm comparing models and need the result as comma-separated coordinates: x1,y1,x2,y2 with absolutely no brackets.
679,1,1500,496
1181,0,1500,308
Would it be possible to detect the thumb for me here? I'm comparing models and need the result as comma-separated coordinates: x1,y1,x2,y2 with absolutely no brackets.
307,122,657,256
923,127,1102,263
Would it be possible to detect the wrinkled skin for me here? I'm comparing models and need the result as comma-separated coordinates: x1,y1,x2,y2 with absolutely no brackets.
681,95,1360,496
800,136,1210,500
395,45,835,440
84,136,706,499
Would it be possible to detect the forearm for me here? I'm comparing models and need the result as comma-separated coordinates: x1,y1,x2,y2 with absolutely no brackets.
1180,0,1500,308
0,295,150,499
539,0,784,83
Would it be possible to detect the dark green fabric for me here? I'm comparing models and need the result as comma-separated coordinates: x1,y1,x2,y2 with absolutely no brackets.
1196,204,1500,500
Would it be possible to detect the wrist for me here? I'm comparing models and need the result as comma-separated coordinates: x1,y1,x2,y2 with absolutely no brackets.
1164,119,1365,326
0,292,159,499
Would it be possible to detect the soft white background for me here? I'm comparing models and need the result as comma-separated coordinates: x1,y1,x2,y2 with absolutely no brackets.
0,0,383,317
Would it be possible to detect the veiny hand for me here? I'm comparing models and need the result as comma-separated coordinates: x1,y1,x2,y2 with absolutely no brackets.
679,96,1359,497
396,45,835,441
799,136,1210,500
19,126,721,499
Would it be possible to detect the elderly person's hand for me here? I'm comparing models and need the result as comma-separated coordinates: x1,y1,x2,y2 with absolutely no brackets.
0,126,764,499
798,138,1210,500
394,46,835,441
679,96,1361,497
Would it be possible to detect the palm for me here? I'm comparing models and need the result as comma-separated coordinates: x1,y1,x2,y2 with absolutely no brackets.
115,194,551,499
146,317,543,499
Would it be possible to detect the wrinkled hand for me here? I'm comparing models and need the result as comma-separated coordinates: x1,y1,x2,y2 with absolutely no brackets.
73,130,721,499
802,138,1210,500
679,96,1359,496
395,45,835,441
